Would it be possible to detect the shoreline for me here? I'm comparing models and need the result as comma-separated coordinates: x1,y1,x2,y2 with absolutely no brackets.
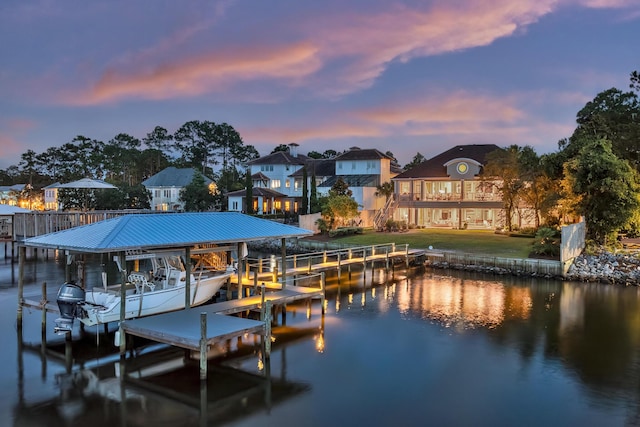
249,238,640,286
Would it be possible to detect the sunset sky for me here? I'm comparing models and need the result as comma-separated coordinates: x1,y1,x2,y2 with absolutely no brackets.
1,0,638,170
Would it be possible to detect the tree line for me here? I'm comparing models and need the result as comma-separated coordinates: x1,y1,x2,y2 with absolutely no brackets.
0,120,260,210
478,71,640,246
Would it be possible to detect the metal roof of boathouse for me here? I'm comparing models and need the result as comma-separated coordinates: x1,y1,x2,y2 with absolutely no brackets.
22,212,313,253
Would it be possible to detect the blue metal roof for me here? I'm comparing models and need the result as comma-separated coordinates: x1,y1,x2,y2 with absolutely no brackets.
22,212,313,253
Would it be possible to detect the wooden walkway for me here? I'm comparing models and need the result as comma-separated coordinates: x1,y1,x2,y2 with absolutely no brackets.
236,244,425,287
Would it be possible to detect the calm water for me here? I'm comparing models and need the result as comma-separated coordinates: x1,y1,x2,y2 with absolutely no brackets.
2,248,640,426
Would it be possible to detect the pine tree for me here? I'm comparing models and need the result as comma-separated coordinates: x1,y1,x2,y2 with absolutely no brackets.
310,170,321,213
244,169,253,214
301,166,308,214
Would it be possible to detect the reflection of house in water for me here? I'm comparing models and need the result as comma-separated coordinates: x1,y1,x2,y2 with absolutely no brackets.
396,274,533,329
559,283,585,334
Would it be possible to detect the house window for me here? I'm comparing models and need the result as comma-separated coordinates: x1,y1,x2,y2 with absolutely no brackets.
271,179,281,188
154,190,161,198
275,200,281,210
285,201,290,211
338,163,343,170
232,201,238,210
294,179,300,190
352,162,356,170
285,179,290,188
163,189,171,198
260,165,274,172
400,182,410,195
413,182,421,199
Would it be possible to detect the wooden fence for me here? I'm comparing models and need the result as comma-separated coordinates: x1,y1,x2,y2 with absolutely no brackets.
12,210,152,240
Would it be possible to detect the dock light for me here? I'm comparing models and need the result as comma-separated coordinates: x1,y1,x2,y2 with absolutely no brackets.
315,334,325,353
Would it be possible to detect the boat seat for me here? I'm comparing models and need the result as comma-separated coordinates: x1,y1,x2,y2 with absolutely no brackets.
128,273,156,293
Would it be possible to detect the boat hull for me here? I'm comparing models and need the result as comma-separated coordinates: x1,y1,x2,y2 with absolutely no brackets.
81,272,232,326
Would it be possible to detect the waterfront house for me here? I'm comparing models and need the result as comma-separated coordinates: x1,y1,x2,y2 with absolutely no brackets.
227,144,401,226
43,182,61,211
142,167,215,211
227,143,308,214
317,147,401,215
0,184,27,206
391,144,537,230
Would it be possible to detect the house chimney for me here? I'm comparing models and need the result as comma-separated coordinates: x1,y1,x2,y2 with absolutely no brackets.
288,142,299,157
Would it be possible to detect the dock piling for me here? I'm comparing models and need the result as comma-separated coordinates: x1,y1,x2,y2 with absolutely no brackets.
17,245,25,330
40,282,47,346
321,272,326,315
200,312,208,380
264,300,272,358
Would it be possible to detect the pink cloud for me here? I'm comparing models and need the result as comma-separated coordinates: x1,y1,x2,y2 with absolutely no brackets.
577,0,639,8
0,133,27,161
52,0,636,105
356,92,524,126
0,117,41,166
241,90,553,146
3,118,37,132
304,1,558,95
68,42,322,105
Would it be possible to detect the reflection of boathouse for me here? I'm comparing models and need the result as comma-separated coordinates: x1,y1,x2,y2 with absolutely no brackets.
14,321,319,427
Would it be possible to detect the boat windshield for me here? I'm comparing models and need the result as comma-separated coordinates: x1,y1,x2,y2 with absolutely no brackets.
166,255,184,271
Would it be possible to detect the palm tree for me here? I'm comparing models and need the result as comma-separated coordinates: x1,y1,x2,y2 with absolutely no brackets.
375,181,394,201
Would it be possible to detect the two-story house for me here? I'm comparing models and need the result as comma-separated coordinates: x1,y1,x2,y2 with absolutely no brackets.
227,145,401,225
43,182,61,211
142,167,215,211
0,184,27,206
317,147,401,222
227,143,308,214
391,144,536,229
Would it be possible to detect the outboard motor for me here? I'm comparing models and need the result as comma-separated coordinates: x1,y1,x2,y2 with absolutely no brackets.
55,282,85,334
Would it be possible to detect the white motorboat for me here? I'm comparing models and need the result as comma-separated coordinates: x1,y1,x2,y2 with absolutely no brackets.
54,251,234,332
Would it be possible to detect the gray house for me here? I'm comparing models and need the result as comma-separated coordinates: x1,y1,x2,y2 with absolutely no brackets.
142,167,214,211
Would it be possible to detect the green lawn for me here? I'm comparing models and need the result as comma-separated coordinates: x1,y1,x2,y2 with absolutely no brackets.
321,228,535,258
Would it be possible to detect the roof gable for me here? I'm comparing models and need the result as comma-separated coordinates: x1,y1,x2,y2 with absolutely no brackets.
394,144,501,179
142,167,213,187
335,148,393,161
248,151,308,166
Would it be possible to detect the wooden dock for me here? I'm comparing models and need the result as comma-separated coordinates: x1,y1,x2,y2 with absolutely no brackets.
120,284,325,379
233,243,425,290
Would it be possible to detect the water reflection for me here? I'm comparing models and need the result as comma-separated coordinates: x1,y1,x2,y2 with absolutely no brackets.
13,323,318,427
8,257,640,426
396,273,533,330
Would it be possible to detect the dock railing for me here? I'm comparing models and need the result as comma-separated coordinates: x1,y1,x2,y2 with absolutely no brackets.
244,243,411,284
294,239,563,277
